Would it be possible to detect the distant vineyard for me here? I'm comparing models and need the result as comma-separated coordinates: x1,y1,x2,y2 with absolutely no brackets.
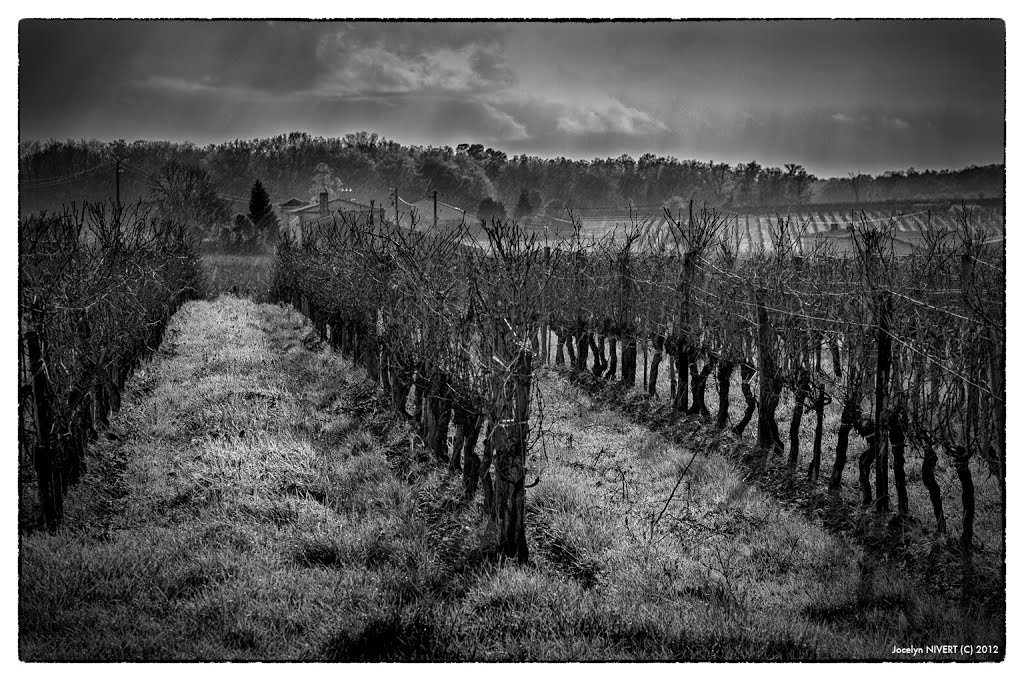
536,201,1004,254
275,200,1004,556
19,203,203,529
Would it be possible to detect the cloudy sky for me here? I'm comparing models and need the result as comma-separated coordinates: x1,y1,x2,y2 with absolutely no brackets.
19,19,1004,177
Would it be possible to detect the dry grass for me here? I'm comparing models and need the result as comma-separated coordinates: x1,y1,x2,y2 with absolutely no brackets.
18,297,1004,661
528,371,1003,660
544,334,1004,559
202,252,275,301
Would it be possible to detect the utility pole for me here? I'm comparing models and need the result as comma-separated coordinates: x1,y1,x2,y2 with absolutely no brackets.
115,157,121,208
392,187,399,227
433,191,438,230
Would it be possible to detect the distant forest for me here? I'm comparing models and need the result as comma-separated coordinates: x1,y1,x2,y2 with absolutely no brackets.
19,132,1005,219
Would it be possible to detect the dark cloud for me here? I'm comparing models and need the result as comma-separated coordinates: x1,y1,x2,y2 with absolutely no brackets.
20,20,158,130
18,20,1004,175
490,94,673,158
19,20,338,140
312,23,516,97
527,20,1003,113
339,21,509,56
195,22,333,94
20,21,331,96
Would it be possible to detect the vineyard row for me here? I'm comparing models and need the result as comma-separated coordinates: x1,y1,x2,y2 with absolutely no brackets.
274,203,1004,559
19,202,204,530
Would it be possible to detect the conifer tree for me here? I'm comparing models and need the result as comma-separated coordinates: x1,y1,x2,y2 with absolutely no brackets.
248,179,279,241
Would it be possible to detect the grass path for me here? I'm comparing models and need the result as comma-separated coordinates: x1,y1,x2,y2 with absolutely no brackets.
20,297,422,660
19,296,1003,661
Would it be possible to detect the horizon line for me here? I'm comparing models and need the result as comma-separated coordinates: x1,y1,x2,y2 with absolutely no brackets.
18,131,1006,182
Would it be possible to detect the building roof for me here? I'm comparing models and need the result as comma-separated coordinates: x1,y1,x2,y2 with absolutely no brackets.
278,197,306,208
286,196,374,214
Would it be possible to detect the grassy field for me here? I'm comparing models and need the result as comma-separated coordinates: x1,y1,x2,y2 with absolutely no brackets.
18,297,1004,661
202,251,275,301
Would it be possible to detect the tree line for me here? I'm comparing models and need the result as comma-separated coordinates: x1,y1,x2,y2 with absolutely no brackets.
20,134,1004,222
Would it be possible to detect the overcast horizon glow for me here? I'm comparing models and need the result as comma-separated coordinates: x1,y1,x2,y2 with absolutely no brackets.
18,19,1005,178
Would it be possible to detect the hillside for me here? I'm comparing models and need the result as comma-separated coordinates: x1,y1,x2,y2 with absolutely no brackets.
18,135,1004,220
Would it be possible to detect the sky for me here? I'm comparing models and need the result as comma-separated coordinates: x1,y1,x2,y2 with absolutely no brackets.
18,19,1005,177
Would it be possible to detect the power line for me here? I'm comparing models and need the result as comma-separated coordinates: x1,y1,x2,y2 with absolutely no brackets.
119,160,156,179
121,160,246,205
118,166,152,183
20,160,115,188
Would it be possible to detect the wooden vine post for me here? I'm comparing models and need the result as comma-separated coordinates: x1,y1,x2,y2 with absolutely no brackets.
648,334,664,396
922,441,947,532
734,360,757,437
26,307,63,531
806,381,829,482
954,446,975,553
755,292,783,457
618,245,636,385
990,341,1006,505
714,357,733,431
489,333,532,563
541,245,551,364
873,291,893,512
889,406,909,516
673,200,695,413
956,252,979,551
